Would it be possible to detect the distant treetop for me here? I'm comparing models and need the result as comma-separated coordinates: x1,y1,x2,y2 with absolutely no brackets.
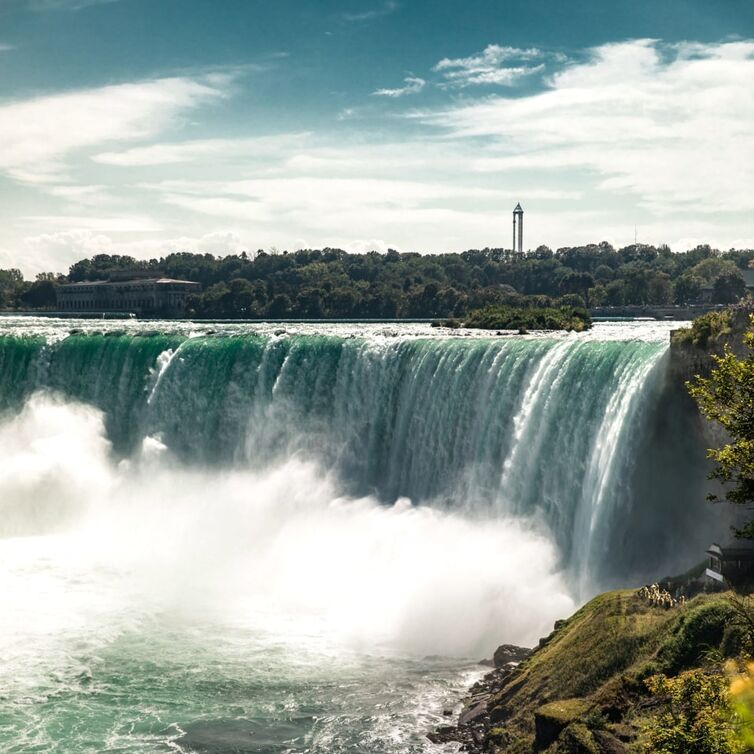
2,243,754,317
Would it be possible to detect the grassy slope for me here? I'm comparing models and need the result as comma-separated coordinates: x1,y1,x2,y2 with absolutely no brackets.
485,589,736,752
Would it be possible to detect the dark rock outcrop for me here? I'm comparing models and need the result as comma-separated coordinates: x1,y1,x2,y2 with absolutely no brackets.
427,645,530,752
493,644,531,667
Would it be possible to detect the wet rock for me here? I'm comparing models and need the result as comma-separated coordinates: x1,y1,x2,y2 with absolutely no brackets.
492,644,531,667
471,724,486,744
458,700,487,726
538,631,556,649
426,725,459,744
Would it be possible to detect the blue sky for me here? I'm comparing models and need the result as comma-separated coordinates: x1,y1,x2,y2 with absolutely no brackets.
0,0,753,274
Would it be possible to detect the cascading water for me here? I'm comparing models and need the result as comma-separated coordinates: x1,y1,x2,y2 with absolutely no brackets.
0,318,720,753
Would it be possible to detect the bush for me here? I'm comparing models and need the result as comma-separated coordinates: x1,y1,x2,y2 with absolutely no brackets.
673,310,733,347
464,304,592,332
655,601,736,674
642,670,739,754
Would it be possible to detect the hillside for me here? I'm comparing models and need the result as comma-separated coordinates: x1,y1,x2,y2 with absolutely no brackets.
434,589,741,753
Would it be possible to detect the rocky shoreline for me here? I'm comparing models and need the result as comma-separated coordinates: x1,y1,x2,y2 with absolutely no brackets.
428,645,532,753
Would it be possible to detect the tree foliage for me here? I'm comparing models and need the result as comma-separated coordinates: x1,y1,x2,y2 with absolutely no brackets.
688,319,754,535
643,670,741,754
4,241,754,315
463,304,591,332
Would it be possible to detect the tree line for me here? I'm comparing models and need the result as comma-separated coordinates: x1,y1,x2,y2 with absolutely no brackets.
2,242,754,317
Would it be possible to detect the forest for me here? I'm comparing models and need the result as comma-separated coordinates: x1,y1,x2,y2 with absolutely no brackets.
2,241,754,318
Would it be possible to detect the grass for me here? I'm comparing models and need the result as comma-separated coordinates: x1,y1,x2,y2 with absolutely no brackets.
485,590,737,751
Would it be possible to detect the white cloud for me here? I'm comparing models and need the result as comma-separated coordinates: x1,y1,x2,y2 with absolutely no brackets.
93,133,309,166
372,76,425,98
15,228,249,276
0,75,228,185
434,44,549,87
424,39,754,215
342,1,398,22
45,184,110,205
3,38,754,273
20,215,163,233
435,44,544,70
142,175,573,249
0,44,14,52
20,229,118,274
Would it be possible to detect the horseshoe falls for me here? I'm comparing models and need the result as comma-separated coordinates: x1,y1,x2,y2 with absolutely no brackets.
0,318,719,754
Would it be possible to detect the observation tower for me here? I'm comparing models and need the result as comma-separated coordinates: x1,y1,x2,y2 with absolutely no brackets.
512,203,524,253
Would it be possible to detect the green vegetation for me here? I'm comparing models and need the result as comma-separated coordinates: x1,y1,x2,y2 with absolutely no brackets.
482,590,749,753
672,309,735,347
3,241,754,316
643,670,739,754
688,316,754,534
464,304,591,331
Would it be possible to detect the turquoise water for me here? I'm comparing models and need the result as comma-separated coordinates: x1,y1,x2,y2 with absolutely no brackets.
0,319,716,753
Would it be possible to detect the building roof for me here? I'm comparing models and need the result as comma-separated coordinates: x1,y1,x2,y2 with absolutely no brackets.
60,278,199,288
514,202,524,212
700,268,754,291
708,540,754,559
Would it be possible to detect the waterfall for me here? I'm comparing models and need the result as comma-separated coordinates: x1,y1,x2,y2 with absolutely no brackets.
0,325,718,593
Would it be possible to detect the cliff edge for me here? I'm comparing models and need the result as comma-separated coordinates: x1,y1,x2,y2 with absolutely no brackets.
432,589,738,753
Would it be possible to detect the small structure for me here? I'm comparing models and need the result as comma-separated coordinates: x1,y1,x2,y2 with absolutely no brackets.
700,268,754,303
512,203,524,253
56,278,201,317
706,540,754,588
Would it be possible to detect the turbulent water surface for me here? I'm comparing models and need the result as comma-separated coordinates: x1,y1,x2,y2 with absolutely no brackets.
0,318,719,753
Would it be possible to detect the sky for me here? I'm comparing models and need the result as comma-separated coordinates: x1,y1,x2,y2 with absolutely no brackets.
0,0,753,275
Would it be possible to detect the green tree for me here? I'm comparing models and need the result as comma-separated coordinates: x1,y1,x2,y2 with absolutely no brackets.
267,293,292,317
689,319,754,536
648,271,674,304
676,274,704,305
714,272,746,305
692,257,738,283
20,280,57,308
605,279,627,306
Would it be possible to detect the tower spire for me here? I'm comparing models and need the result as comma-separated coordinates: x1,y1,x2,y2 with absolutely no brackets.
512,203,524,252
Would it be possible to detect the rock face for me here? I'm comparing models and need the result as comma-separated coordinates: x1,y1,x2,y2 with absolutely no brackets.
492,644,531,667
668,307,751,449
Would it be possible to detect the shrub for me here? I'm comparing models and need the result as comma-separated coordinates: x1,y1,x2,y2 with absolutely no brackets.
464,304,591,332
655,601,736,674
673,309,734,347
642,670,740,754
